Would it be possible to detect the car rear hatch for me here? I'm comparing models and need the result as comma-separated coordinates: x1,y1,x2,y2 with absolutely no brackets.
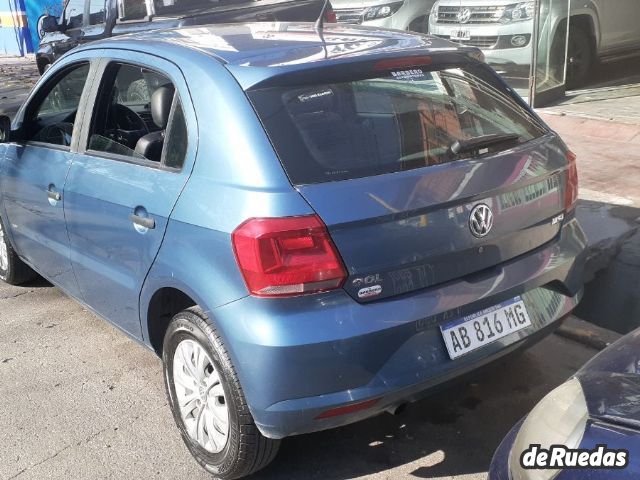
247,58,571,303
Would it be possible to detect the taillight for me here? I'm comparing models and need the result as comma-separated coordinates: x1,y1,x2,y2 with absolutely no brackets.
315,398,380,420
564,151,579,212
324,5,337,23
232,215,347,297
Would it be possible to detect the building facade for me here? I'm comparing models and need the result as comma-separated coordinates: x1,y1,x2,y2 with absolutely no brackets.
0,0,31,55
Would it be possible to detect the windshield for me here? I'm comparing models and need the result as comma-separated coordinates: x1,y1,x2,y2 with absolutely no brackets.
248,63,547,184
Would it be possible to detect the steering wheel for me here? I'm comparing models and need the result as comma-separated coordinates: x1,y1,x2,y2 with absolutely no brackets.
35,122,74,146
107,104,149,149
112,104,148,132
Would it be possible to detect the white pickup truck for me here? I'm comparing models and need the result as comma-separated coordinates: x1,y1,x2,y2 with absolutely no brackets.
428,0,640,87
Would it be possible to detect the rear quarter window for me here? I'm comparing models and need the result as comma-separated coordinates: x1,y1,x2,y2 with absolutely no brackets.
248,63,547,185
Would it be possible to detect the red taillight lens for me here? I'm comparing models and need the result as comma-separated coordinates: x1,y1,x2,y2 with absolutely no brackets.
324,5,337,23
315,398,380,420
232,215,347,297
373,56,432,72
565,151,579,212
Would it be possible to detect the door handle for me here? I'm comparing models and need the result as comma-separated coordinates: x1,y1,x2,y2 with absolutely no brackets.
130,214,155,230
47,190,61,201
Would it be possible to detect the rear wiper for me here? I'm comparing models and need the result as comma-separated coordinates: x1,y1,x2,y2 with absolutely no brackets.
450,133,522,156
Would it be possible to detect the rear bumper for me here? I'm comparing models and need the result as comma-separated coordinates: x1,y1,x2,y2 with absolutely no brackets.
210,218,586,439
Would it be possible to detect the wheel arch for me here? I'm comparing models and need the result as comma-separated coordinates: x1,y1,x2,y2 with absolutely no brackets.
568,13,598,52
142,281,207,356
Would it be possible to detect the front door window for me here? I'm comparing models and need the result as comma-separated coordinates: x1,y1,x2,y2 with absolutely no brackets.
26,63,90,147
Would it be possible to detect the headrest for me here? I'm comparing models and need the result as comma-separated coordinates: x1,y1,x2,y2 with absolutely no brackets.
151,85,175,129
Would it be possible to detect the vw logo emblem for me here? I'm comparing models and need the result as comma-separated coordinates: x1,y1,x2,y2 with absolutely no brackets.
456,7,472,24
469,204,493,238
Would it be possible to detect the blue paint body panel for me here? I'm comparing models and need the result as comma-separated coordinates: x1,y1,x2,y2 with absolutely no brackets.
1,144,81,298
0,24,587,440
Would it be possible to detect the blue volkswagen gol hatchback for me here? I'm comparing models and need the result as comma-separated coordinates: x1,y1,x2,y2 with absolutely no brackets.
0,23,586,479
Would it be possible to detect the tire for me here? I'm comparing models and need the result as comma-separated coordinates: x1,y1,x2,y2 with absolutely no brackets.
163,307,280,479
0,216,37,286
566,26,594,89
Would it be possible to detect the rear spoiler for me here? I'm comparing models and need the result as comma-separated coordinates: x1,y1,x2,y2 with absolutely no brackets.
228,48,487,91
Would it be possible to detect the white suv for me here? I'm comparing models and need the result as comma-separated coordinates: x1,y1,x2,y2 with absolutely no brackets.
332,0,435,32
428,0,640,86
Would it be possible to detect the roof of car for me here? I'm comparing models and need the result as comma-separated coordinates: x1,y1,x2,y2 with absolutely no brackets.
80,23,477,89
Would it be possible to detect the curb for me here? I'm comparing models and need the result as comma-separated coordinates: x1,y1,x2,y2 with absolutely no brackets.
555,316,621,351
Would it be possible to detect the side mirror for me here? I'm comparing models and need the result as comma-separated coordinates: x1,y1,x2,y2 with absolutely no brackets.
41,15,61,34
0,116,14,143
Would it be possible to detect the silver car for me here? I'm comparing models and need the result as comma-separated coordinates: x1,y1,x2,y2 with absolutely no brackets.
429,0,640,86
332,0,435,32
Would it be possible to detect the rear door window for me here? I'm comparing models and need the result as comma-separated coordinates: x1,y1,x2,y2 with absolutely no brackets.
87,62,188,168
248,63,547,184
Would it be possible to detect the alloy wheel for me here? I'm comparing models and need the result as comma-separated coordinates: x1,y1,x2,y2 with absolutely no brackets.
173,339,230,454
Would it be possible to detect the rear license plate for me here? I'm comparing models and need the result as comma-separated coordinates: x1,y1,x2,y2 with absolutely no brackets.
440,296,532,359
450,28,471,41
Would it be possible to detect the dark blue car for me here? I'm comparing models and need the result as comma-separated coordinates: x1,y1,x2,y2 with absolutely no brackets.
0,22,585,479
491,328,640,480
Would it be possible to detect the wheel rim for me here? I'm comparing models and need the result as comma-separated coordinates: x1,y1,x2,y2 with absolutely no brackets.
173,339,229,454
0,221,8,272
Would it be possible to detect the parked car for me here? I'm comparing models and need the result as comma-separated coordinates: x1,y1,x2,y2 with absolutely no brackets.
36,0,336,74
331,0,434,32
490,327,640,480
428,0,640,87
0,22,585,479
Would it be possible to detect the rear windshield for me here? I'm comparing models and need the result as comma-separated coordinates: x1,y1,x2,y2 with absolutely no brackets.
248,63,547,184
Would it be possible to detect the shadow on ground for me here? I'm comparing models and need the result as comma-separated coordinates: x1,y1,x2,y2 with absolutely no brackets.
575,202,639,335
582,55,640,91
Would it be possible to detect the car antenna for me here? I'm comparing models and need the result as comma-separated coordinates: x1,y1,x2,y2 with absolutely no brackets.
314,0,331,59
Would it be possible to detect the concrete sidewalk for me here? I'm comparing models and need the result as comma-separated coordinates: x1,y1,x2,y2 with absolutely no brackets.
540,111,640,259
540,113,640,207
539,112,640,334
